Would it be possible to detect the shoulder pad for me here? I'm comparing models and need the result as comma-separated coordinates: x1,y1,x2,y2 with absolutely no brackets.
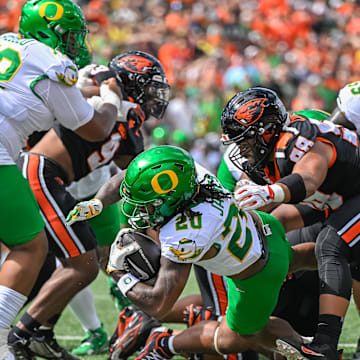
289,114,307,123
36,43,79,86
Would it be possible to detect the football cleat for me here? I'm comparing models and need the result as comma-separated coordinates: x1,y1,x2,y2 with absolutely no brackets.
276,338,342,360
71,324,108,355
134,330,174,360
7,336,35,360
183,304,215,327
28,328,80,360
109,305,160,359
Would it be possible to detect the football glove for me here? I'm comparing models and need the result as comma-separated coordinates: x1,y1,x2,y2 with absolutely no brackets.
77,64,97,89
65,198,103,226
236,183,285,211
90,65,116,86
107,228,139,273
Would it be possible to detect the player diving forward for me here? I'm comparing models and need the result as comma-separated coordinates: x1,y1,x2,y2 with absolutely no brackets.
68,145,317,359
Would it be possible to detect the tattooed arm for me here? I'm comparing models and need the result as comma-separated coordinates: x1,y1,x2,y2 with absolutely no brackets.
113,257,192,320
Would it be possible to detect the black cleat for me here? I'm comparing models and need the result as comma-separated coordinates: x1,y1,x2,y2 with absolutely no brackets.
276,338,342,360
133,330,174,360
28,328,79,360
7,328,35,360
8,339,35,360
109,305,160,360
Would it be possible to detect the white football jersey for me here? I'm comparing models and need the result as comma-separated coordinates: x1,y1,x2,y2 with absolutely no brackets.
0,33,92,164
160,165,264,276
337,81,360,133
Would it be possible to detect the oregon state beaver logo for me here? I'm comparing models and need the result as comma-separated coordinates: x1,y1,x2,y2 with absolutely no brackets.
234,98,267,126
117,55,153,74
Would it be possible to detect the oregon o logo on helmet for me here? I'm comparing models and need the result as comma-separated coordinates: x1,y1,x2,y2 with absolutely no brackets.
39,2,64,20
151,170,178,194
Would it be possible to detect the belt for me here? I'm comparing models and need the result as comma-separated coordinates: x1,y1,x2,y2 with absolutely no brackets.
228,211,270,281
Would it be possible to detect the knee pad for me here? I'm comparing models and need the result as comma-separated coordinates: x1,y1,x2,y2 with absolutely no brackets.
286,222,322,246
315,226,352,300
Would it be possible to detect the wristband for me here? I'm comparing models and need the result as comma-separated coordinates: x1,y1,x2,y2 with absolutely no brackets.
277,173,306,204
117,273,140,296
268,184,285,202
100,83,121,113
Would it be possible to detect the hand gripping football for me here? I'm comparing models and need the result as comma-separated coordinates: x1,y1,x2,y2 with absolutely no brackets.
122,232,161,282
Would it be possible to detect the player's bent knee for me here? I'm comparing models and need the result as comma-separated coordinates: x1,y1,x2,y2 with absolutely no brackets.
351,262,360,281
315,225,352,299
64,252,99,285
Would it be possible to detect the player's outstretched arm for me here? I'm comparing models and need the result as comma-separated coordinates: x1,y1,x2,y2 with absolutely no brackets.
66,171,126,226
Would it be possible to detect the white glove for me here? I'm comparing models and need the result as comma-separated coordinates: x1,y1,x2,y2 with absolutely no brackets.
117,101,138,122
65,198,103,226
107,228,140,273
236,184,285,211
234,179,260,203
87,96,105,111
77,64,97,89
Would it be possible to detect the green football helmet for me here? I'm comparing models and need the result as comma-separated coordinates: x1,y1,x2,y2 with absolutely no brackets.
19,0,90,67
121,146,199,229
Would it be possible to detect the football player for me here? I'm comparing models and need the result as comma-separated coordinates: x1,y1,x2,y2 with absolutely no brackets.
327,81,360,132
0,0,122,358
221,87,360,360
10,51,169,359
68,145,317,359
327,81,360,360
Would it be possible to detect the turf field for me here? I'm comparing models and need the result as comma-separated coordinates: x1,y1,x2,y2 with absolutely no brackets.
32,270,360,360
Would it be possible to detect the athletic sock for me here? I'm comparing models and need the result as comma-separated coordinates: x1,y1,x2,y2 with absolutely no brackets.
313,314,343,348
69,286,101,331
0,286,27,328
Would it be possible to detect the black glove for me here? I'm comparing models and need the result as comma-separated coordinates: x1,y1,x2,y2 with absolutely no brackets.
127,104,146,130
90,65,116,86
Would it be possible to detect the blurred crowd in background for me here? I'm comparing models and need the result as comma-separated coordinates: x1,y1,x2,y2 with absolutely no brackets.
2,0,360,173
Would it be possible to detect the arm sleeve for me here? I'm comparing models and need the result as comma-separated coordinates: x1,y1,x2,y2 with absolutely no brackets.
34,78,94,131
217,156,237,192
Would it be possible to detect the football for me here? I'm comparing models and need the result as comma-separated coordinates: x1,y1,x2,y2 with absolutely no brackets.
122,232,161,282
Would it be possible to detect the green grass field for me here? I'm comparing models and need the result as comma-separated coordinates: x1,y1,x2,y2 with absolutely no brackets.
28,270,360,360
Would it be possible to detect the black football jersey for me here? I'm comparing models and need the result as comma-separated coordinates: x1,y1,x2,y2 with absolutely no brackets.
265,114,360,211
53,121,144,181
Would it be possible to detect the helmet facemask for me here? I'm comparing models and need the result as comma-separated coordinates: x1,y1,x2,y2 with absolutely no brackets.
57,27,90,67
221,88,288,179
121,192,165,229
110,51,170,119
19,0,91,68
143,80,170,118
120,146,198,230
